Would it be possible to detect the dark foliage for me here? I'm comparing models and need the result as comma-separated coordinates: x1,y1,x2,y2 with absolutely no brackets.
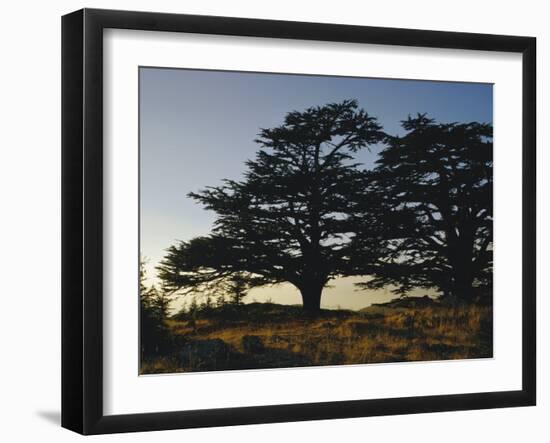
354,114,493,303
158,100,385,312
157,103,493,311
140,262,173,358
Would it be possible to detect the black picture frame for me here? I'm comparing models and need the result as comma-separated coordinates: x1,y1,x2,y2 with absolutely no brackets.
61,8,536,435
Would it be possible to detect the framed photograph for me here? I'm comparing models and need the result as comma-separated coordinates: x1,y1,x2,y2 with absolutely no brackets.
61,8,536,435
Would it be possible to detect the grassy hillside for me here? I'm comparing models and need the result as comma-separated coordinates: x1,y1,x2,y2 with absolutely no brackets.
140,299,492,374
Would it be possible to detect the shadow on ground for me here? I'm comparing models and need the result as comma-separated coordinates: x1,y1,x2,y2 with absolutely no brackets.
36,410,60,426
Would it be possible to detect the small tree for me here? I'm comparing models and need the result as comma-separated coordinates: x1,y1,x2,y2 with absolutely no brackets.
202,295,213,311
215,293,226,308
140,261,173,357
228,273,248,305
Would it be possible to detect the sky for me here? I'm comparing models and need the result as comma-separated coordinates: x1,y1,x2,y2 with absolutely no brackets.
139,67,493,311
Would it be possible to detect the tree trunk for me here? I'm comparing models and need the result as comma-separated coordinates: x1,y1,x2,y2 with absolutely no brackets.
449,259,474,303
299,284,323,313
452,275,475,303
448,229,475,303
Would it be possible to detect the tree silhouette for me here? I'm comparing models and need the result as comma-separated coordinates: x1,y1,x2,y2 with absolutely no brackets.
355,115,493,303
158,100,385,312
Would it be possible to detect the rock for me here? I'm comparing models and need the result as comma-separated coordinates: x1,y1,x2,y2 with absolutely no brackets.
179,339,230,369
347,321,378,335
242,335,265,354
322,321,337,328
371,295,438,309
440,294,465,307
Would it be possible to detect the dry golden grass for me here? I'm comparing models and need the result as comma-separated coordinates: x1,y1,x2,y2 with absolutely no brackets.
140,302,492,374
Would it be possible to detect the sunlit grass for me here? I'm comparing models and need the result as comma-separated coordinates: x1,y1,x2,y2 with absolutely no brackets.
141,302,492,374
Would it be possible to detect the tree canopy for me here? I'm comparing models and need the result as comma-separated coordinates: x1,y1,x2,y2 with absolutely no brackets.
158,103,493,312
354,115,493,303
158,100,385,311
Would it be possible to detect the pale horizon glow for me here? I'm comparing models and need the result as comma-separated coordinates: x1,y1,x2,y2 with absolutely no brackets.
139,67,492,312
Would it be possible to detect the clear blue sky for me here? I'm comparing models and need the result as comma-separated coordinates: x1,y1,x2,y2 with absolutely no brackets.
140,67,492,310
